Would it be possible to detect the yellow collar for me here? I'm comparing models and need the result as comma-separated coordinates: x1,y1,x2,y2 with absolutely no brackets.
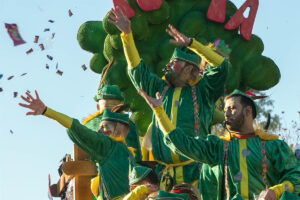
219,129,278,142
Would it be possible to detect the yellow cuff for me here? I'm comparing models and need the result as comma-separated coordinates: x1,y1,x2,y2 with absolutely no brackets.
153,106,175,135
188,39,224,67
123,185,148,200
269,181,294,200
43,107,73,129
120,32,140,69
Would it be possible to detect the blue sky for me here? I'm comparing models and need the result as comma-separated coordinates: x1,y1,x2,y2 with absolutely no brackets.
0,0,300,199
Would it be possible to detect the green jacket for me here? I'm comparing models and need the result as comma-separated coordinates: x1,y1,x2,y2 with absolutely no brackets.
128,59,228,184
67,120,136,200
84,113,142,162
163,128,300,200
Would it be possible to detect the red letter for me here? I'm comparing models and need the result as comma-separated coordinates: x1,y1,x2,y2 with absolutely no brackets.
207,0,226,23
112,0,135,18
224,0,259,41
137,0,162,11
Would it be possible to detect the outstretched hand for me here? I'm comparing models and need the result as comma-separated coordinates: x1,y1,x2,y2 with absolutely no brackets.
108,6,131,34
166,24,191,46
138,89,162,109
19,90,46,115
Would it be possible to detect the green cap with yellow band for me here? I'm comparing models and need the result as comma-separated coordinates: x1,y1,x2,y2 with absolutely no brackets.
101,109,129,125
170,47,200,66
94,85,124,102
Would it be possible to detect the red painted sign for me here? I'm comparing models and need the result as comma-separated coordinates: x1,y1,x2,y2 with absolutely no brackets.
112,0,259,40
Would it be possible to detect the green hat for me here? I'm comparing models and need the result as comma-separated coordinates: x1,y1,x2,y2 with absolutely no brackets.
229,89,258,117
170,47,200,66
129,166,152,185
101,109,129,125
155,191,188,200
94,85,124,102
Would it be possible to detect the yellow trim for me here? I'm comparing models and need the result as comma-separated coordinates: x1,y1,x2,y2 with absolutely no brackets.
170,88,184,184
254,129,278,141
82,111,102,125
188,77,201,87
43,107,73,129
188,39,224,67
91,176,99,198
120,32,140,69
170,88,181,127
123,185,148,200
269,181,294,200
239,139,249,199
152,106,175,135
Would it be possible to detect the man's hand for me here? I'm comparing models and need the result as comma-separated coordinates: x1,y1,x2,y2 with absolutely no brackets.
257,189,276,200
138,89,162,109
108,6,131,35
19,90,46,115
166,24,191,46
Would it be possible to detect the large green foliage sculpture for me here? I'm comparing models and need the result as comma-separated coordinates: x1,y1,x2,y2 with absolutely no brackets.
77,0,280,135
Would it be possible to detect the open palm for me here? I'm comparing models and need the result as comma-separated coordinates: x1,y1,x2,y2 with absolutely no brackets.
19,90,46,115
166,24,191,46
138,89,162,109
108,6,131,34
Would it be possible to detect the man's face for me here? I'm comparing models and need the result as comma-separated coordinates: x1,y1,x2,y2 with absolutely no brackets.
165,59,188,82
99,120,129,138
224,97,245,131
98,99,121,111
99,120,116,136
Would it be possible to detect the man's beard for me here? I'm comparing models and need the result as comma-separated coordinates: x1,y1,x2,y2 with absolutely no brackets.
226,111,244,132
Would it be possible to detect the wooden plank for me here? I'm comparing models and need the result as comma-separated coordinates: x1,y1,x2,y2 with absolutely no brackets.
62,161,97,176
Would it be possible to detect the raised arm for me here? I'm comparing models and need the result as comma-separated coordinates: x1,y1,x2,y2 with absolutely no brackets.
19,91,114,161
138,89,222,165
166,24,224,67
108,7,164,96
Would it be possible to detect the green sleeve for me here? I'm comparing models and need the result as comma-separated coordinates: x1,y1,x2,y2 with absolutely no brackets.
125,121,142,162
128,59,165,97
67,119,115,162
267,140,300,194
201,59,229,102
163,128,223,166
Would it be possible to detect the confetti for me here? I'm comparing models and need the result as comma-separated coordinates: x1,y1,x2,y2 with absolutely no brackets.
5,23,26,46
68,9,73,17
56,62,58,69
7,75,14,80
0,88,3,92
13,92,18,98
46,64,49,69
56,70,63,76
51,33,55,39
0,74,3,79
47,55,53,60
26,90,31,93
81,64,87,71
48,20,55,23
20,73,27,76
39,44,45,51
10,130,13,134
34,35,39,43
44,28,50,32
26,48,33,55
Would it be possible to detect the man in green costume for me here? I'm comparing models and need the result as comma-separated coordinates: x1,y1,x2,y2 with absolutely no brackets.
108,7,228,188
139,89,300,200
19,91,136,200
83,84,142,162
